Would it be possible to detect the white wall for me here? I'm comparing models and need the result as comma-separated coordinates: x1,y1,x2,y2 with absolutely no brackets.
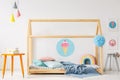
0,0,120,71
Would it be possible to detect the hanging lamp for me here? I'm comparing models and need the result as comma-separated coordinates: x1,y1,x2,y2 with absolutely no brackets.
10,14,15,22
13,2,17,9
17,9,21,17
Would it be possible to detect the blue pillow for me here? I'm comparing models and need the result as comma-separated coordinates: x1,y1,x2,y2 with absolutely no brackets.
33,59,47,67
44,61,63,68
84,67,99,74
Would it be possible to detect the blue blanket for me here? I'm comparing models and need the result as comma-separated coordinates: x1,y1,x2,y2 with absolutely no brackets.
60,61,87,74
60,61,99,78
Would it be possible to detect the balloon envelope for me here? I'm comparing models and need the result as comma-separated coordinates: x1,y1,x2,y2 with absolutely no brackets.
94,35,105,47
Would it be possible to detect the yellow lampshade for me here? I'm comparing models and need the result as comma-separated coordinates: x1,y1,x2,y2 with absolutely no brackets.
10,14,15,22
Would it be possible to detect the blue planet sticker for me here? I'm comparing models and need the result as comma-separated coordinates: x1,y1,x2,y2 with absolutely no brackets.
56,39,75,57
109,21,116,29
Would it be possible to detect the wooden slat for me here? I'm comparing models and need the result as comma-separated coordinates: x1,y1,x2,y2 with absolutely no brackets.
30,19,100,22
29,69,65,74
99,47,103,74
96,25,99,35
1,53,24,56
96,68,103,74
28,38,32,67
27,20,32,74
29,35,95,38
95,46,98,64
98,21,102,35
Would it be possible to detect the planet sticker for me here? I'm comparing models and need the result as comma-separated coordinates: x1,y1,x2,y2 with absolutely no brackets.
56,39,75,57
109,21,117,29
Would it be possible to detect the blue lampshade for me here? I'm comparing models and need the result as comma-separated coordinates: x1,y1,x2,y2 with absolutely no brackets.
94,35,105,47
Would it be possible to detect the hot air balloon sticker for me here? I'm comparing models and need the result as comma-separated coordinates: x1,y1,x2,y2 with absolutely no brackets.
109,39,116,47
107,37,118,50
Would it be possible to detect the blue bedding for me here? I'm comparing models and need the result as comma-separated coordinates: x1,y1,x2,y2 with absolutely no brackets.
60,61,99,78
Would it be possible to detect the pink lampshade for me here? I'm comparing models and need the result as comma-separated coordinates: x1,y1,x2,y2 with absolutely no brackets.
17,10,21,17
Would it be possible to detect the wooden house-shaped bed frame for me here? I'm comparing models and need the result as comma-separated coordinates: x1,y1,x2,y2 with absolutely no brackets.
27,19,103,74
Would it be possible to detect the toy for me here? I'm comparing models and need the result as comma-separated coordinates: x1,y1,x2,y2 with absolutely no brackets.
13,48,19,53
80,54,96,65
5,48,19,54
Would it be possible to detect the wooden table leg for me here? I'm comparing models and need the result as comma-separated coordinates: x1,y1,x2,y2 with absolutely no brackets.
20,55,24,77
2,55,7,78
11,56,14,76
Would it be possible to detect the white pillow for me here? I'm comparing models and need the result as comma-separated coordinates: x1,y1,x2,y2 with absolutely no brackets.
44,61,63,68
85,64,100,69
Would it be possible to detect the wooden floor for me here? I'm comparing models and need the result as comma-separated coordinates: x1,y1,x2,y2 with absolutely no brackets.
0,70,120,80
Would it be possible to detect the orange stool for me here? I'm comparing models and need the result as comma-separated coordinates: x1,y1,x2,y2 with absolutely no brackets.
1,53,24,78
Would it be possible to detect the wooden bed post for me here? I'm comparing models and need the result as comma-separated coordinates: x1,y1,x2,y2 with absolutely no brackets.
95,24,99,64
98,21,103,74
95,20,103,74
99,47,103,74
27,20,32,74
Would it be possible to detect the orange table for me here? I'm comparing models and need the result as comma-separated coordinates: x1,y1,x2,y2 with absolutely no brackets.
1,53,24,78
